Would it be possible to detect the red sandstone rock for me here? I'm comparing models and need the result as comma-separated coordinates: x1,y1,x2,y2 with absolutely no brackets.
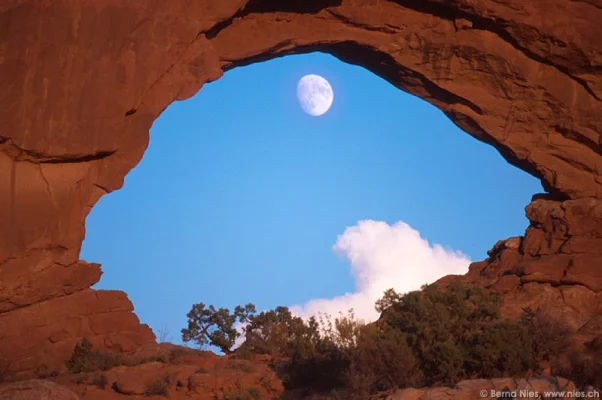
563,255,602,292
0,380,79,400
0,290,154,380
561,236,602,255
489,275,521,293
436,197,602,347
519,255,572,284
110,362,168,395
558,285,601,318
0,259,101,313
49,348,284,400
0,0,601,378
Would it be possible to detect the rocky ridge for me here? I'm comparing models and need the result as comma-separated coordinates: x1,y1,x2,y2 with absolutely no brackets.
435,196,602,350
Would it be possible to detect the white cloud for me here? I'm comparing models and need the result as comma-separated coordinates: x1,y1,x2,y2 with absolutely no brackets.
289,220,471,324
232,320,248,351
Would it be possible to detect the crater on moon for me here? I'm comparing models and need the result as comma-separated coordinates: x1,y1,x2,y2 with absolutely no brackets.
297,74,334,116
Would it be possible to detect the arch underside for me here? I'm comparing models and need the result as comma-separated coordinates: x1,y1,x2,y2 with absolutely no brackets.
0,0,601,378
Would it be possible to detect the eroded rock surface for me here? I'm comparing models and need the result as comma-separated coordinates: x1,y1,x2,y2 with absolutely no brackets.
0,379,79,400
1,0,601,377
440,196,602,347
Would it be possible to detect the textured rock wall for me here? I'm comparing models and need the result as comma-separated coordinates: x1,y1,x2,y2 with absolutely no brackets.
442,196,602,346
0,0,601,378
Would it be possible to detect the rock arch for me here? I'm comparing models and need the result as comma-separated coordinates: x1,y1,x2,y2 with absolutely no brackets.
0,0,601,378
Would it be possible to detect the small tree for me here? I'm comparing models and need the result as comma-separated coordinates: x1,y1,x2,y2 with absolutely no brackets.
66,338,98,373
182,303,255,354
348,324,422,394
520,307,572,363
374,281,532,386
242,306,315,356
375,288,404,313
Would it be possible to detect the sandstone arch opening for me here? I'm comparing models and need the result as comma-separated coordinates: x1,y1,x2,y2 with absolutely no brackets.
81,52,543,346
1,0,600,382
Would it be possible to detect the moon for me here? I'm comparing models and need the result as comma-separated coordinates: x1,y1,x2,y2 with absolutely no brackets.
297,74,334,116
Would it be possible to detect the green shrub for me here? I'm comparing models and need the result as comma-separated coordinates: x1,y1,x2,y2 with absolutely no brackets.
466,320,537,378
187,282,579,397
168,347,187,363
282,333,350,392
242,306,314,357
214,381,261,400
346,325,422,394
144,375,171,396
66,338,117,373
553,346,602,389
65,338,166,374
520,306,602,388
376,282,532,386
279,282,542,393
521,307,572,363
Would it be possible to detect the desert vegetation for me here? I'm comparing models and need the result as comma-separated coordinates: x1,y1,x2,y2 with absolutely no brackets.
65,338,167,374
144,375,172,396
181,303,256,354
182,281,601,398
55,281,599,398
212,380,262,400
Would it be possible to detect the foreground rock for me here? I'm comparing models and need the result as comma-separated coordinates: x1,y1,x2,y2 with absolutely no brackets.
2,373,594,400
0,380,79,400
44,345,283,400
388,377,597,400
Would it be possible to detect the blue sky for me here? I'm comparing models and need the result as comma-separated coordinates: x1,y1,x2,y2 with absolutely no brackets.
81,52,542,343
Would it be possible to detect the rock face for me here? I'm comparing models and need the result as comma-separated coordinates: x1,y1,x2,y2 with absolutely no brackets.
0,290,155,380
440,196,602,347
1,0,601,377
0,380,79,400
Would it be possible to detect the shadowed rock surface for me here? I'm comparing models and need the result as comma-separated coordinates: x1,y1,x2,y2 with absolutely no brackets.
0,0,601,379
